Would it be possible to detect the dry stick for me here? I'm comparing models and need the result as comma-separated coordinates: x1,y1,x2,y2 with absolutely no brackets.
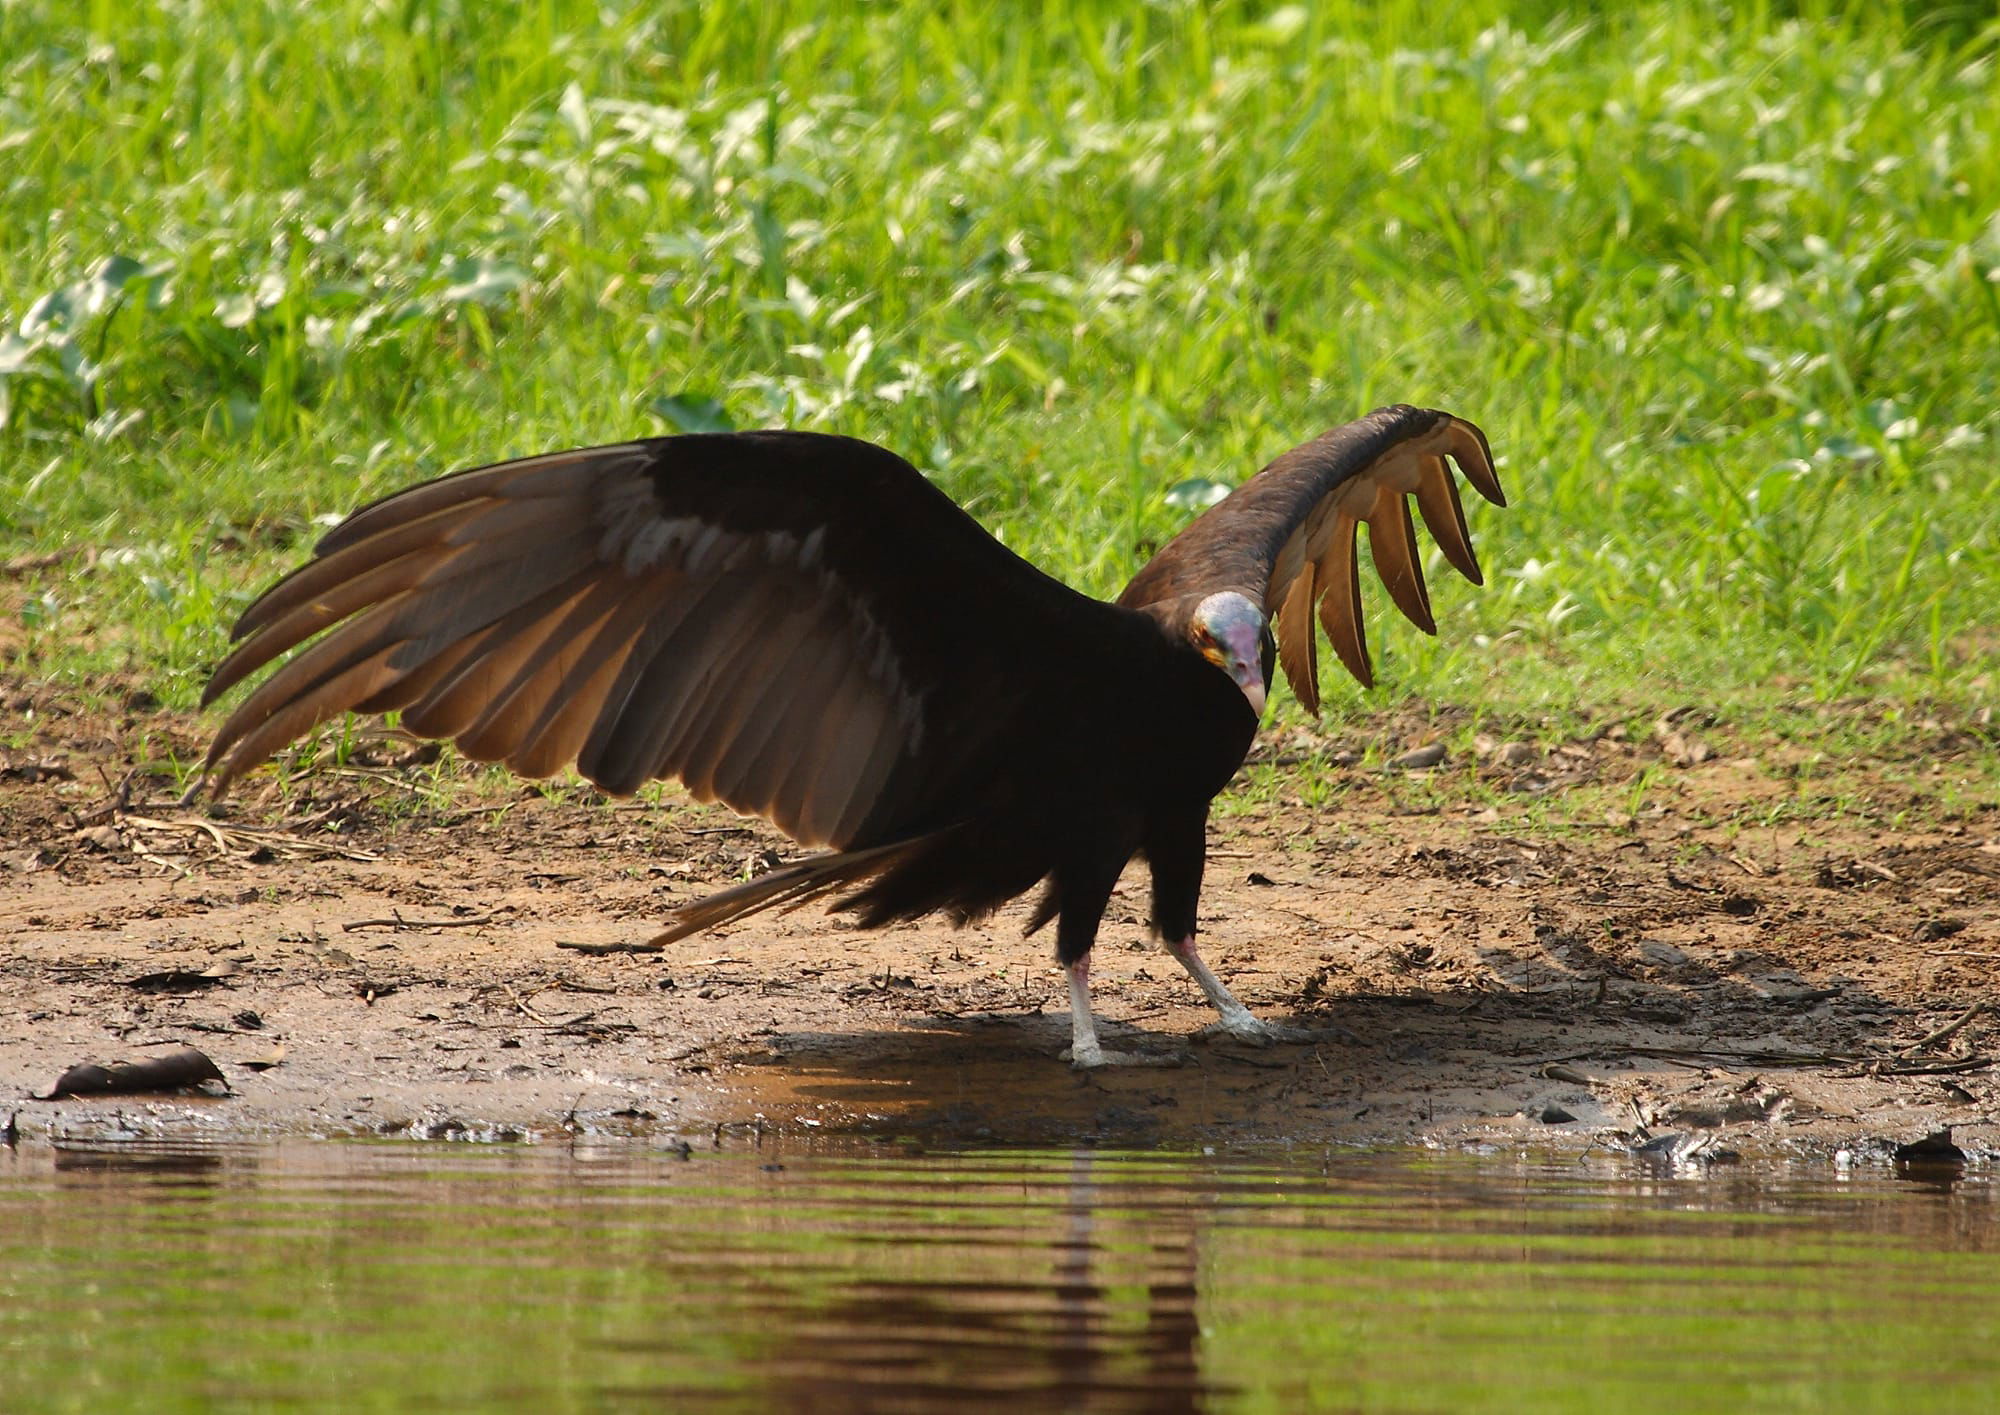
219,821,380,861
1864,1055,1993,1077
1541,1044,1848,1069
133,849,193,880
121,812,380,862
555,940,664,955
328,766,435,790
125,814,234,854
502,984,553,1024
1900,1001,1990,1057
439,805,516,823
71,765,136,828
343,911,503,933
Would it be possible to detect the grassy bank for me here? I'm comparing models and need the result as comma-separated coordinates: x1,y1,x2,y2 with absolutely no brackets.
3,1,1996,758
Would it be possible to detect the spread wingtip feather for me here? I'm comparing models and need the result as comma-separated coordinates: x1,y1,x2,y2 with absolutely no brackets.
1260,409,1504,705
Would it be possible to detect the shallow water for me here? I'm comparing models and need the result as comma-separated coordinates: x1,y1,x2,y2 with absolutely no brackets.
1,1138,1996,1413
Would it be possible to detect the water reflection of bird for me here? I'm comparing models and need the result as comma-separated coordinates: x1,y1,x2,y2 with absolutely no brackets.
707,1151,1211,1413
200,406,1501,1065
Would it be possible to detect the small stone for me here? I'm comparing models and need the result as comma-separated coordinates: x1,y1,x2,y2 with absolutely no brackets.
1637,940,1688,969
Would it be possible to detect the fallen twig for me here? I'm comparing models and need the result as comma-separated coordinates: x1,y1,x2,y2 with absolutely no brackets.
1900,1002,1989,1057
343,911,502,934
502,984,553,1024
133,848,194,879
1536,1042,1994,1078
1856,1055,1992,1078
555,939,663,955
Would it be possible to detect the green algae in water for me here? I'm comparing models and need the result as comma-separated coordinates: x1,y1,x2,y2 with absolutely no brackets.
1,1142,1996,1412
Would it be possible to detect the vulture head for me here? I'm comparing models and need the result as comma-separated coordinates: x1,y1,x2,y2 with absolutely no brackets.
1187,591,1271,719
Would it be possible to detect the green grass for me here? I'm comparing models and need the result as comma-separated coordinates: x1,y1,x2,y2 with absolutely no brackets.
3,0,1997,753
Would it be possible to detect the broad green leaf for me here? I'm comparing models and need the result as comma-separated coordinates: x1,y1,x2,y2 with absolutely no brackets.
1164,478,1233,510
440,259,531,306
649,393,734,434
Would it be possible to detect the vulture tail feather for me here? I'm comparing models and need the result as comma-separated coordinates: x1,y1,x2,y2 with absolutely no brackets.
647,836,934,945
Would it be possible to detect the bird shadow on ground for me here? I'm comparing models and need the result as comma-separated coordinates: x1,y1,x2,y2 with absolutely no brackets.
727,946,1925,1149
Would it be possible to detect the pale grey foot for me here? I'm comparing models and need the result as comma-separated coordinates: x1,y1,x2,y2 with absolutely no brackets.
1164,936,1323,1046
1061,957,1185,1068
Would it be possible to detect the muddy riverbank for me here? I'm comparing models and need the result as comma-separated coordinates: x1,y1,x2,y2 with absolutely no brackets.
6,678,1998,1157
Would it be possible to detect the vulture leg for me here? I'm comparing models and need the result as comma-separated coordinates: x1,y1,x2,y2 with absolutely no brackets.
1164,937,1313,1045
1152,807,1304,1039
1054,840,1180,1069
1149,804,1315,1045
1064,956,1184,1069
1064,954,1139,1069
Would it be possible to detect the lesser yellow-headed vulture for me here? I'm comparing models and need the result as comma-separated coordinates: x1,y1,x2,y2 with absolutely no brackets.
201,404,1503,1065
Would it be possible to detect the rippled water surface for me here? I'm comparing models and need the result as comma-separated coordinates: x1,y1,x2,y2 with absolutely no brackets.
2,1138,1996,1412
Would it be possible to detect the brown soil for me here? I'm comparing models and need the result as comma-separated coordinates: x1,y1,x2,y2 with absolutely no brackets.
4,675,1998,1159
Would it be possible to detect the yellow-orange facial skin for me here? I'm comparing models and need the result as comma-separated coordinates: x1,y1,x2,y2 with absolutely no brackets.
1190,592,1268,719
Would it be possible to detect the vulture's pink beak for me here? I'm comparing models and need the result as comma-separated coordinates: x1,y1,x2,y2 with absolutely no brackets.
1233,665,1267,719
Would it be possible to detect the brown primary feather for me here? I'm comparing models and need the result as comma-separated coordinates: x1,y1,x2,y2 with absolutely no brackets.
1274,564,1319,717
1412,454,1482,585
1315,507,1370,690
1368,485,1434,634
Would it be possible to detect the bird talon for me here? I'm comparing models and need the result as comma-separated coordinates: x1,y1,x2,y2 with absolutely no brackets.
1063,1044,1188,1069
1195,1018,1319,1047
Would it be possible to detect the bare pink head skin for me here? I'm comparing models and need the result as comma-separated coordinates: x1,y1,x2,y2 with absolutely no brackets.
1189,591,1267,718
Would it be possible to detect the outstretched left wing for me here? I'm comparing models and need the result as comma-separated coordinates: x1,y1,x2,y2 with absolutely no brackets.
198,431,1135,849
1119,405,1504,710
